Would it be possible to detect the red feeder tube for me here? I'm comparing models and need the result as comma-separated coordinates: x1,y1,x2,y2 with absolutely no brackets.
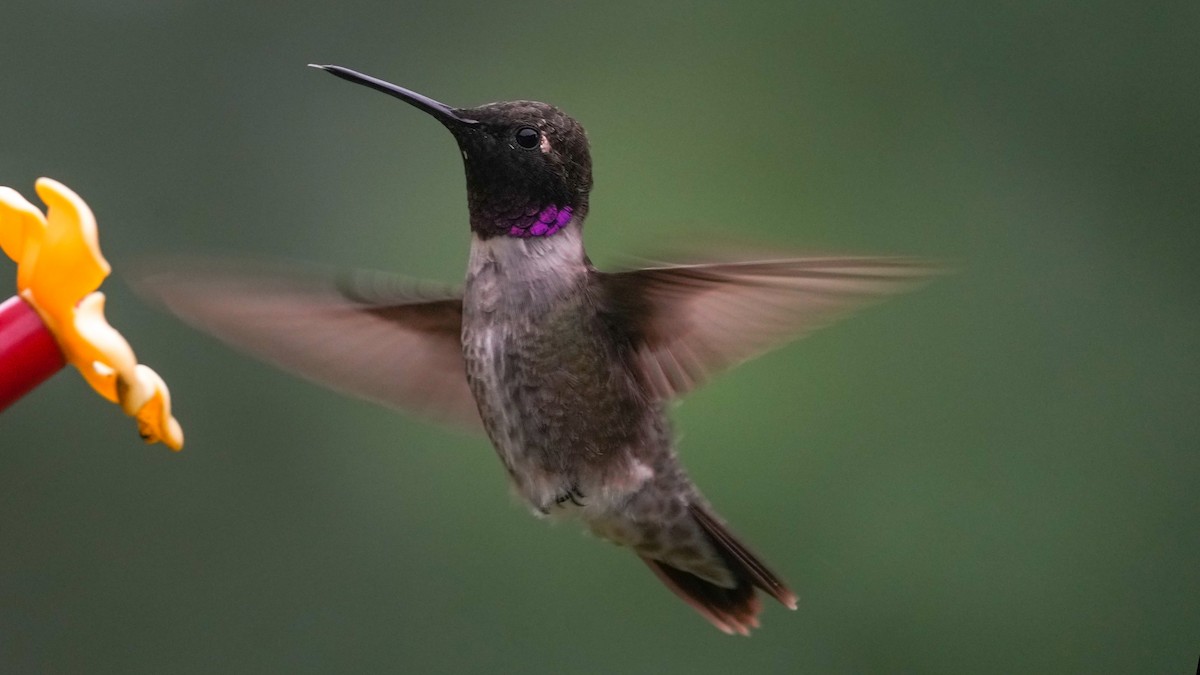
0,295,67,411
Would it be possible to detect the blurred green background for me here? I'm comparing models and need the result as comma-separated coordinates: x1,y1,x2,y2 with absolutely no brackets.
2,1,1197,673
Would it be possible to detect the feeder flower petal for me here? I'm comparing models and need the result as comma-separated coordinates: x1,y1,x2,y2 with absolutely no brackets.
0,178,183,450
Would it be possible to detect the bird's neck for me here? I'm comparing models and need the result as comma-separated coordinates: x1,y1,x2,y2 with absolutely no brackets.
465,219,589,314
505,204,575,238
467,189,588,240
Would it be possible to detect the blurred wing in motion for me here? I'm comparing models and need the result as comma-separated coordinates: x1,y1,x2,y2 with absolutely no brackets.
132,259,482,431
597,256,939,400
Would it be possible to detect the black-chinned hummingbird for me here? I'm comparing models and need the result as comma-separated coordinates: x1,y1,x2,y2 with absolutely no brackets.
142,64,935,634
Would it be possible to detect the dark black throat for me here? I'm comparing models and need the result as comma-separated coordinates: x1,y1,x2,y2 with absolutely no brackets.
465,185,589,240
458,140,590,239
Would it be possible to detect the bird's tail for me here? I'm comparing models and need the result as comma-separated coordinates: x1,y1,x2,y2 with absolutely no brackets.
640,504,797,635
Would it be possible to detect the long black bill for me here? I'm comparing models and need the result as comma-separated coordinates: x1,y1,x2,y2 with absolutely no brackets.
308,64,478,127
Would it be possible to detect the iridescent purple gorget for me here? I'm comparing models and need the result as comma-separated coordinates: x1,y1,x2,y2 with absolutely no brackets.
507,204,573,238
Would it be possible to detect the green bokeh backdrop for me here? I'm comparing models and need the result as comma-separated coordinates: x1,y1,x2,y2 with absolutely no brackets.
2,1,1197,673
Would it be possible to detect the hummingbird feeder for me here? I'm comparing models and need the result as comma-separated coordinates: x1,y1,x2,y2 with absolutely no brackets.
0,178,183,450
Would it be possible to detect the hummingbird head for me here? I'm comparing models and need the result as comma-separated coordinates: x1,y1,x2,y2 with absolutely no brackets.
311,65,593,240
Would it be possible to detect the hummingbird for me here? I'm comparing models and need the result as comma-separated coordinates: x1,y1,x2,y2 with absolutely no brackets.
140,64,935,635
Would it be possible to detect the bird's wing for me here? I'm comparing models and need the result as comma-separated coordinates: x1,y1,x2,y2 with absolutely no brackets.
133,259,482,431
595,256,938,400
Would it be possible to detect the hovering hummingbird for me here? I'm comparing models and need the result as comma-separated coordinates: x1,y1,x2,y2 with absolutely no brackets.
141,64,935,635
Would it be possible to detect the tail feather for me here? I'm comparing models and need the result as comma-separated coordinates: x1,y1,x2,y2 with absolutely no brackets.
641,505,797,635
690,505,798,610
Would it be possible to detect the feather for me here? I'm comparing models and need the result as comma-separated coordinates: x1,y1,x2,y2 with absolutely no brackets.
131,259,482,430
597,256,939,399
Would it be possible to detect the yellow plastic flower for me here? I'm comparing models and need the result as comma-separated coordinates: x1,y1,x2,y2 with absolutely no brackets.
0,178,183,450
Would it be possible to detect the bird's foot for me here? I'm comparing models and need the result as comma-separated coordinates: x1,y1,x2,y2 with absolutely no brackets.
553,485,586,508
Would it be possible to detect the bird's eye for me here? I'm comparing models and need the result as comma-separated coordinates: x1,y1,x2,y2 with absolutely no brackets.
514,126,540,149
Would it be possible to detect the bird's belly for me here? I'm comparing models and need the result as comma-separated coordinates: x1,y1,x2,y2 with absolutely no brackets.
463,323,653,514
